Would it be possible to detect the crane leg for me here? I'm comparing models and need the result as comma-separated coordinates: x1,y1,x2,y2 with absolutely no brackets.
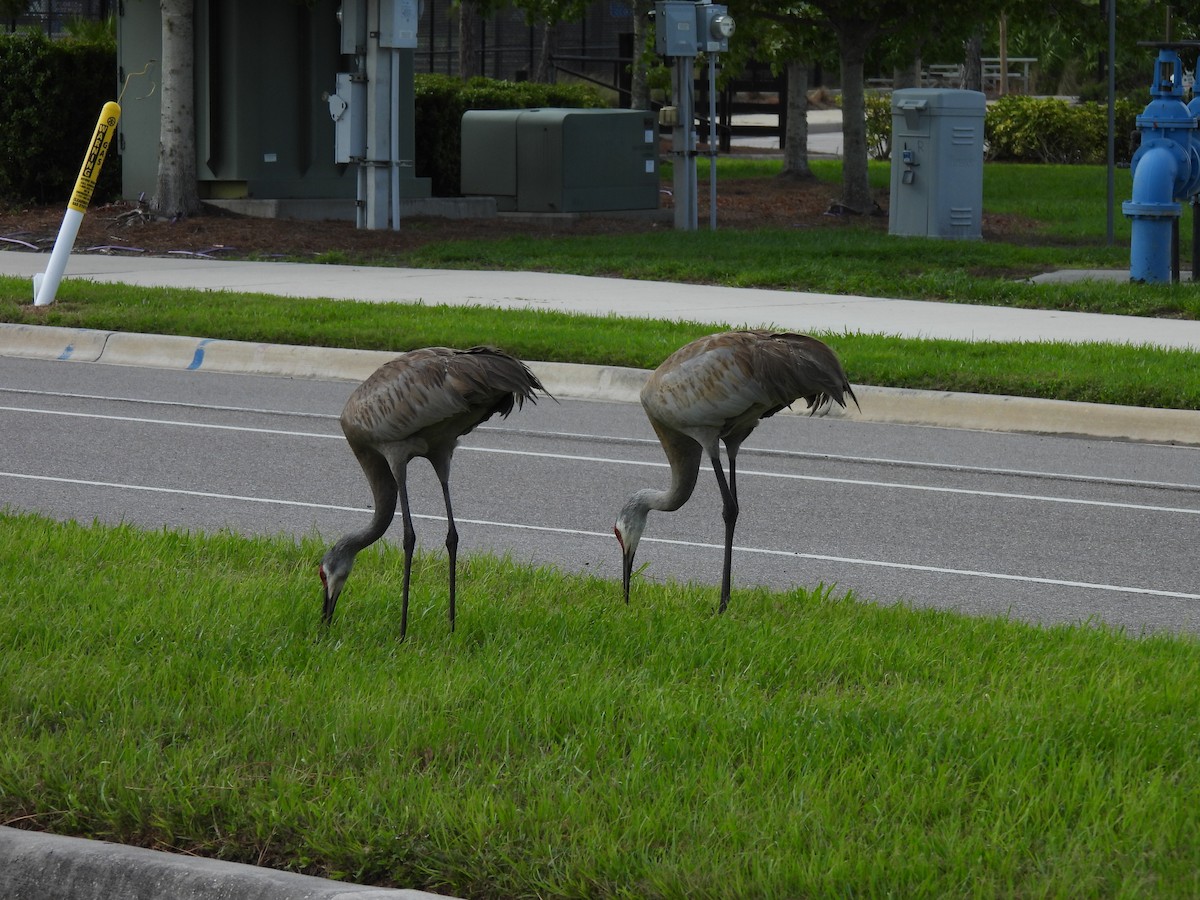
397,472,416,640
440,477,459,632
710,451,739,614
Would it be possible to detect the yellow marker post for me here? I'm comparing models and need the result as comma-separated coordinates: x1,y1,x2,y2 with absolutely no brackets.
33,101,122,307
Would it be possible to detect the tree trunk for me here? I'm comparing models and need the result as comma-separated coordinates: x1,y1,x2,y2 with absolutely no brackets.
533,21,557,83
893,54,921,89
629,0,653,110
836,35,876,215
458,1,481,80
963,30,983,92
779,59,812,180
154,0,200,219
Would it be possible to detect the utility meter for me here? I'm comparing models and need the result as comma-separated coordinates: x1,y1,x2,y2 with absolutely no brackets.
700,5,734,53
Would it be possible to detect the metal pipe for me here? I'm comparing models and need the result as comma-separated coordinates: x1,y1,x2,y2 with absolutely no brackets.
1172,216,1180,283
391,47,401,231
1105,0,1115,245
1193,197,1199,282
708,53,717,231
1125,143,1182,283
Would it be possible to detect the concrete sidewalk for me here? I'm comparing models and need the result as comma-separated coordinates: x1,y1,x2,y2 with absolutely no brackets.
3,251,1200,350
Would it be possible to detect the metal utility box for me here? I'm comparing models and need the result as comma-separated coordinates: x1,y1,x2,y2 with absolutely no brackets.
654,1,699,57
888,88,986,240
461,108,659,213
379,0,419,49
330,73,366,163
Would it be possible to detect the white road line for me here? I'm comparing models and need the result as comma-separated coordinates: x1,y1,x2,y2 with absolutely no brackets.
463,447,1200,517
7,395,1200,494
3,469,1198,602
8,389,1200,494
4,404,1200,516
0,404,341,439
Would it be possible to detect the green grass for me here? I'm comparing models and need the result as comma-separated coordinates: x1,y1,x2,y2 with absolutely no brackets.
6,276,1200,409
4,511,1200,897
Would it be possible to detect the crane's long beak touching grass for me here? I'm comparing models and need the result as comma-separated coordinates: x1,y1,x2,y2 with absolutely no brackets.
318,563,339,625
615,526,634,604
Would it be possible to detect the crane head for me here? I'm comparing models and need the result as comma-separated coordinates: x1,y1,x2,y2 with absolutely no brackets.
613,500,648,605
318,546,355,625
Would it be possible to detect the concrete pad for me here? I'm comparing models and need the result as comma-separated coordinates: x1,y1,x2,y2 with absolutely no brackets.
0,826,453,900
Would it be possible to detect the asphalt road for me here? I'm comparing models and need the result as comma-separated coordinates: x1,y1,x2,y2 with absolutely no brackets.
5,354,1200,634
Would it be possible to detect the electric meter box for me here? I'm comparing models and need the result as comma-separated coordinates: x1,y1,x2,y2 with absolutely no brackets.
380,0,419,49
461,108,659,213
655,1,698,57
888,88,986,240
698,4,733,53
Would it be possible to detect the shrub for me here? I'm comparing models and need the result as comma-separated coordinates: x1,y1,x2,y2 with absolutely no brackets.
864,91,893,160
0,32,119,205
984,94,1139,164
864,91,1140,166
414,74,608,196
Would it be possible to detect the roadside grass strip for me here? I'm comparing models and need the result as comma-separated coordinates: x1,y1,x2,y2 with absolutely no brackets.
3,512,1200,897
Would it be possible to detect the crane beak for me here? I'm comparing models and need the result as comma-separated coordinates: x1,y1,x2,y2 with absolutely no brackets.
319,565,338,625
616,527,633,604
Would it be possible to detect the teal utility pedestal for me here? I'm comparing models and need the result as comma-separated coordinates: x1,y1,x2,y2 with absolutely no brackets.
889,89,986,240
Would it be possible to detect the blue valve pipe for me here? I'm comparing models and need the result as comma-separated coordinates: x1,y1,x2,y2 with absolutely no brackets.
1122,47,1200,283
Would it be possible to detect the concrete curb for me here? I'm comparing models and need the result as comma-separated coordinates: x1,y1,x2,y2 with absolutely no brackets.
0,826,452,900
3,323,1199,445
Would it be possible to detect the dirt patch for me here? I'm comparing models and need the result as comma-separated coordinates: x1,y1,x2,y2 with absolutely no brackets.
0,173,1023,262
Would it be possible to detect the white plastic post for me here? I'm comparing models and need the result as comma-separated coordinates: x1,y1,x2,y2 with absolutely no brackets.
34,101,121,307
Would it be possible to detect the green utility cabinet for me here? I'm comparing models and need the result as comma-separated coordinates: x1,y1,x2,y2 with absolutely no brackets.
888,89,986,240
461,108,659,213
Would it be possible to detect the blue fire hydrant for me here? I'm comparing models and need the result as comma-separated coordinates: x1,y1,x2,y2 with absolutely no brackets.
1122,45,1200,283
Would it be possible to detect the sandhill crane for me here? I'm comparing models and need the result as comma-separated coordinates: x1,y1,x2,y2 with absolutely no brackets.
614,330,857,613
319,346,547,636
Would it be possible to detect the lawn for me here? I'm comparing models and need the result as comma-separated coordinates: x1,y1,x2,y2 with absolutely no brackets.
4,513,1200,897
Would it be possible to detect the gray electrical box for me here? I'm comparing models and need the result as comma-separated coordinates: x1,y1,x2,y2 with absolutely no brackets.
462,108,659,213
329,73,366,163
380,0,419,49
888,88,986,240
339,0,367,55
655,1,698,57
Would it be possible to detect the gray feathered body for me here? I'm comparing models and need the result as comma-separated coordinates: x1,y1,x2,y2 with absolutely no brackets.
342,345,542,456
641,330,857,454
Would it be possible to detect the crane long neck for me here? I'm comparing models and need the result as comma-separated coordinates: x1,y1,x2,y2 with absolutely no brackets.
337,447,398,557
646,425,703,513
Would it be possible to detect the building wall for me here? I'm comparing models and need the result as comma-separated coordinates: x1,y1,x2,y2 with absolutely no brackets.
118,0,354,202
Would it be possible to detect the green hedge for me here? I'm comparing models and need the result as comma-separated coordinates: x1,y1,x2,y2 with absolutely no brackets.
985,94,1140,164
0,32,119,206
414,74,607,196
866,91,1141,165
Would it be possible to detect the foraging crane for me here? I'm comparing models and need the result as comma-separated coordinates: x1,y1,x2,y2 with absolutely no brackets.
319,346,547,636
614,330,857,613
